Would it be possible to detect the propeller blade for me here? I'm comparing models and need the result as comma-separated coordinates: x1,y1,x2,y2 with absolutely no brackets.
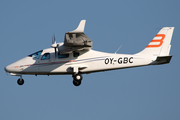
51,34,58,58
54,34,56,42
52,34,56,44
54,48,57,58
52,36,54,44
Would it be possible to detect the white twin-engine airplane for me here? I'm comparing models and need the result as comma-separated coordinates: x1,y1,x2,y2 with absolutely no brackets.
5,20,174,86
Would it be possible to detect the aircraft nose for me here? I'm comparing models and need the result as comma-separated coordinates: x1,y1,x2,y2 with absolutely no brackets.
4,65,13,73
4,63,20,73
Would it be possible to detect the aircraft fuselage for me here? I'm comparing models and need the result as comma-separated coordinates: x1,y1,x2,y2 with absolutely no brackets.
5,48,154,75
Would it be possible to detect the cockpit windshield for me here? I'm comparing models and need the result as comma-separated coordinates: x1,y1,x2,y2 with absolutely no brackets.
28,50,43,59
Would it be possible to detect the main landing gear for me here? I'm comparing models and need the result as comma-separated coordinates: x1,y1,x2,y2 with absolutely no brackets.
72,73,83,86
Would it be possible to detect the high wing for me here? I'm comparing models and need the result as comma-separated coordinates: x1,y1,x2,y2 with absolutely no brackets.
58,20,93,54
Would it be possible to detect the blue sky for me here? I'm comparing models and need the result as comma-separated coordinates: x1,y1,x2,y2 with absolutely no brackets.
1,0,180,120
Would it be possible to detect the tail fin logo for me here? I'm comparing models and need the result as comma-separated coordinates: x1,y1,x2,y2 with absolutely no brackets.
146,34,165,48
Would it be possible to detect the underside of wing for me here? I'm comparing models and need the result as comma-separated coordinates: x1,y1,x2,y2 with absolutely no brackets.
60,20,93,54
58,44,91,54
64,33,92,47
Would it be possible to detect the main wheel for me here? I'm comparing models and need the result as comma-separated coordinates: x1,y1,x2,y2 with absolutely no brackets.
17,78,24,85
73,80,81,86
72,74,83,86
74,74,83,81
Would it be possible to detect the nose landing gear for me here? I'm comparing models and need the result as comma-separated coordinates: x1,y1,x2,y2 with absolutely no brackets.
17,75,24,85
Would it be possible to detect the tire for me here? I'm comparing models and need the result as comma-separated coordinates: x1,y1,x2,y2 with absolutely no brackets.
74,74,83,81
17,78,24,85
73,80,81,86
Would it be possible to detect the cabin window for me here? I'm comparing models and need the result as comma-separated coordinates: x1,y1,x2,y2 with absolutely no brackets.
41,53,50,60
28,50,43,59
73,52,80,57
58,53,69,58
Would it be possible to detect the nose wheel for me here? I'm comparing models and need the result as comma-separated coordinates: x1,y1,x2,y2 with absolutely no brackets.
17,75,24,85
73,74,83,86
17,78,24,85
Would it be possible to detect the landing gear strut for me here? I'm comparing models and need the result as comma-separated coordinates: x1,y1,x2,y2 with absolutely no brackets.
17,75,24,85
73,74,83,86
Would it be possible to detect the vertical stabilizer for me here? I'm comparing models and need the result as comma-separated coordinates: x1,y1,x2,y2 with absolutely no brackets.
136,27,174,56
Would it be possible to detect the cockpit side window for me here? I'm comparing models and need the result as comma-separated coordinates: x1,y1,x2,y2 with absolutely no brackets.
41,53,50,60
28,50,43,59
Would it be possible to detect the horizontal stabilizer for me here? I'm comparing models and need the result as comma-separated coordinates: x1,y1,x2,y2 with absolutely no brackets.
151,56,172,65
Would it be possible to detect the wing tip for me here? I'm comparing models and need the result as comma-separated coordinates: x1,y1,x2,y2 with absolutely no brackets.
69,20,86,33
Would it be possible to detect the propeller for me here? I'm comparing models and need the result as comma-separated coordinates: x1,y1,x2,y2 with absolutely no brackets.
51,34,58,57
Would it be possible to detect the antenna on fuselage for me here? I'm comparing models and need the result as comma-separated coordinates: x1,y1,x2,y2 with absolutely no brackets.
115,45,122,54
51,34,58,57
